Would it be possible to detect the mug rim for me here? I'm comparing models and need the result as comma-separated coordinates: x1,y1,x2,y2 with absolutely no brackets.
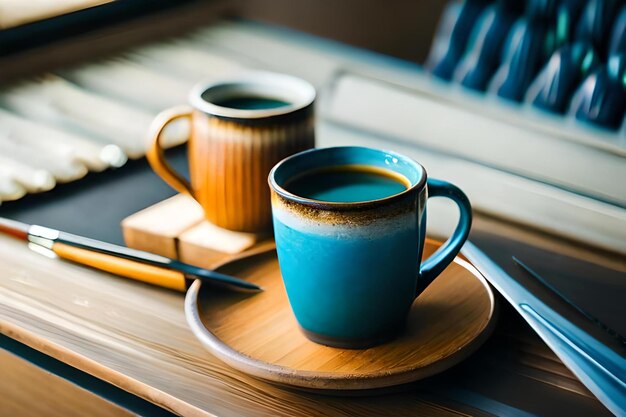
189,71,316,120
268,146,427,209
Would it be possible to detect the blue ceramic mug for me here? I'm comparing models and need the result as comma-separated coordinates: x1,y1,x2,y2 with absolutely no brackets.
268,147,472,349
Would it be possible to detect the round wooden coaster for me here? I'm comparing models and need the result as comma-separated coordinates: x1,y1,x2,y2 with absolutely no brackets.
185,239,497,391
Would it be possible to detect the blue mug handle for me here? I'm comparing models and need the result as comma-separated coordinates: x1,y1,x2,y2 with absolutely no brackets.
415,178,472,297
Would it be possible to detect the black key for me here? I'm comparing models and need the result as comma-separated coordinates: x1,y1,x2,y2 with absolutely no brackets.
526,42,600,113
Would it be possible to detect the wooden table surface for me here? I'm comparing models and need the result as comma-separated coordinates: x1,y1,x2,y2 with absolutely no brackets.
0,217,619,416
0,133,620,417
0,233,468,417
0,348,132,417
0,138,621,417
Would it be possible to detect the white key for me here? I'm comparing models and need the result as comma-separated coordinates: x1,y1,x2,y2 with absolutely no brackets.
129,42,246,81
62,59,193,111
0,155,56,193
0,174,26,202
1,75,188,159
0,109,127,171
0,134,87,182
190,24,336,87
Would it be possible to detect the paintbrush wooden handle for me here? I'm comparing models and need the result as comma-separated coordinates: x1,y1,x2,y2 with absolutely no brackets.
52,242,187,291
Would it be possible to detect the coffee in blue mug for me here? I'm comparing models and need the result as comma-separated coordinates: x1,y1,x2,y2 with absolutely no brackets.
268,146,472,349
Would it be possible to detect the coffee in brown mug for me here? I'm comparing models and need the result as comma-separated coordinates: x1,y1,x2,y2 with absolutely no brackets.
146,71,316,232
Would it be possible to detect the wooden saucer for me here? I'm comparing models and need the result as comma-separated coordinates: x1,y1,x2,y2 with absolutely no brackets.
185,239,497,391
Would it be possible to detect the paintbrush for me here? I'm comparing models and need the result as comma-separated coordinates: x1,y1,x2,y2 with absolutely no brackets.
0,218,261,292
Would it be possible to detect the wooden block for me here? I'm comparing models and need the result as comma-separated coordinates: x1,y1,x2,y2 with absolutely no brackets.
178,220,265,270
121,194,203,258
122,194,270,269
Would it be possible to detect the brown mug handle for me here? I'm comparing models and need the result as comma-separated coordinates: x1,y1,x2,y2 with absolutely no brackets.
146,105,194,197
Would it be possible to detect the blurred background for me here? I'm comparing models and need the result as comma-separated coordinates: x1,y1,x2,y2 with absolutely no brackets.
0,0,445,62
0,0,623,253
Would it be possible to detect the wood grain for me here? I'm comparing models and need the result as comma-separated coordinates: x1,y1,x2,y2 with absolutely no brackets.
146,100,315,233
0,234,476,416
0,348,132,417
186,240,496,390
0,225,613,416
192,111,315,232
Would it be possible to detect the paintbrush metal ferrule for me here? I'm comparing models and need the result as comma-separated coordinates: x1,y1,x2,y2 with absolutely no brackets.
28,224,60,240
27,225,59,249
27,241,58,259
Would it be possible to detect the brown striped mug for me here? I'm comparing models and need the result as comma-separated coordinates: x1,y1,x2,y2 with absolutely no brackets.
146,72,315,232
